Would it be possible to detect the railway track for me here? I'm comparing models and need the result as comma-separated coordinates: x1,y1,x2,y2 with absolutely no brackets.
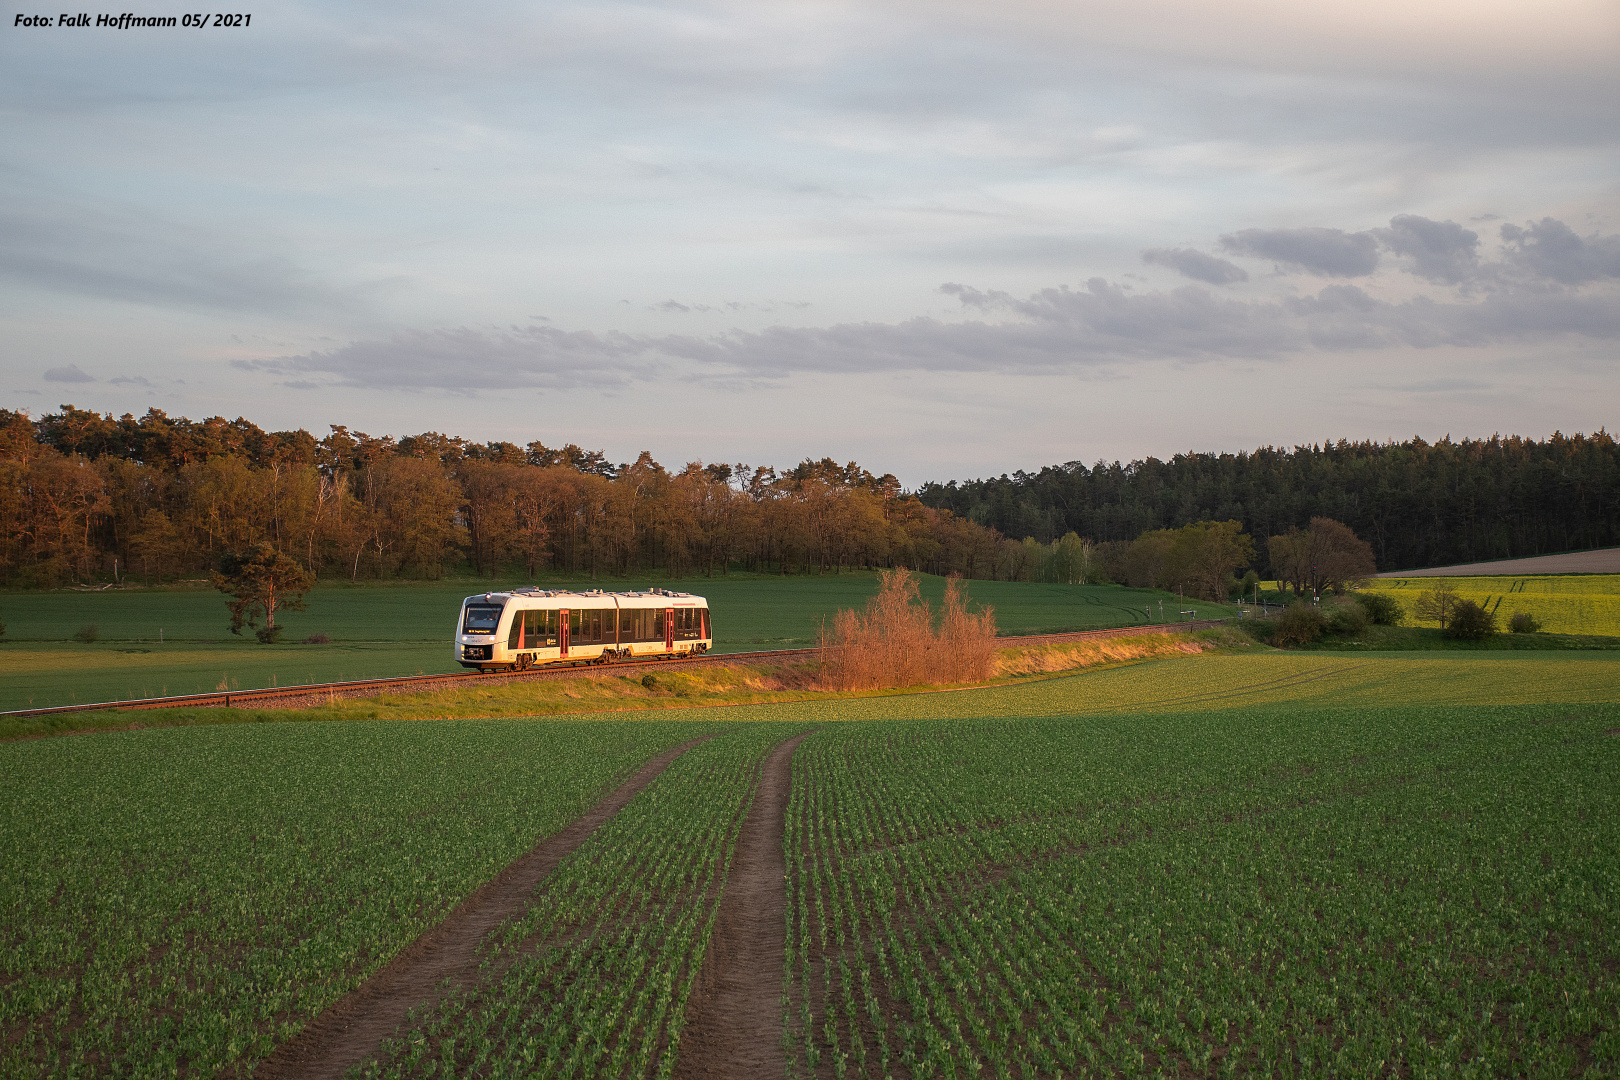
3,619,1233,720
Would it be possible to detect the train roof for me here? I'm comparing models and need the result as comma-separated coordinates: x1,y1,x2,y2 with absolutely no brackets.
463,588,706,604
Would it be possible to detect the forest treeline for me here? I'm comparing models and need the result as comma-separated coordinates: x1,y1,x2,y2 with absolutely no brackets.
918,432,1619,573
0,405,1013,587
4,405,1614,589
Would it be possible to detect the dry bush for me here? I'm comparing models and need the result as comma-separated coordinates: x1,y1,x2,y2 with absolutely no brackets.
818,570,997,690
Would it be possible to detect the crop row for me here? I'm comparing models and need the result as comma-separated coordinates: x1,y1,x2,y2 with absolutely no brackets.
354,722,804,1079
0,718,711,1079
784,702,1620,1077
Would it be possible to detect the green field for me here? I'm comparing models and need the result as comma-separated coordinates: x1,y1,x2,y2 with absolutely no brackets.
4,652,1617,1077
0,576,1239,710
1361,573,1620,637
0,718,716,1078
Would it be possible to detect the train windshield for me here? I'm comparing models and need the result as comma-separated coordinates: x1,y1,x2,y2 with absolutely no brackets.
462,603,503,634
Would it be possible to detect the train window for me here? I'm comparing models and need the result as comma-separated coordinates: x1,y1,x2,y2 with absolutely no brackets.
517,609,555,647
465,604,502,634
700,608,709,638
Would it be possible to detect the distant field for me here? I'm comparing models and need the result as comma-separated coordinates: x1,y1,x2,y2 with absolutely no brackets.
1376,546,1620,576
0,575,1240,710
1361,573,1620,637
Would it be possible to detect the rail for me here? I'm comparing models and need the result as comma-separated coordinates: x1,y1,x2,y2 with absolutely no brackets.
2,619,1231,720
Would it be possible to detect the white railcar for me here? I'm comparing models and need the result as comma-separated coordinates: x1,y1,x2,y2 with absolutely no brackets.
454,588,711,672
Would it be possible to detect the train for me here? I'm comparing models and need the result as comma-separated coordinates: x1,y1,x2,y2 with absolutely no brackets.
455,587,711,672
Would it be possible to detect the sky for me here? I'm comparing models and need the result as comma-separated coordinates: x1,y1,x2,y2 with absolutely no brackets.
3,0,1617,486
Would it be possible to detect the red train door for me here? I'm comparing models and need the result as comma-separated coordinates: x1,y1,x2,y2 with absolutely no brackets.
664,608,674,650
560,610,570,657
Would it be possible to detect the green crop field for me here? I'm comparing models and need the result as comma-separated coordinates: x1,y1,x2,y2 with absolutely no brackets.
355,723,802,1080
4,651,1617,1077
785,704,1618,1078
0,718,713,1078
0,576,1239,710
1360,574,1620,637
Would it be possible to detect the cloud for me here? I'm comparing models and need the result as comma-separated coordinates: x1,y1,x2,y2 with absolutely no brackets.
1140,247,1248,285
1220,227,1380,277
228,211,1620,394
234,325,664,391
44,364,94,383
1375,215,1479,285
251,265,1620,394
1500,218,1620,286
0,188,351,317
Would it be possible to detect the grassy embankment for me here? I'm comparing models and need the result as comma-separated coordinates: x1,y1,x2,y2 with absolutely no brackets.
0,628,1251,740
0,575,1240,712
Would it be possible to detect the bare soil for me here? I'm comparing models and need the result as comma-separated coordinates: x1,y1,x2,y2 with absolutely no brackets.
251,735,708,1080
673,732,809,1080
1375,547,1620,576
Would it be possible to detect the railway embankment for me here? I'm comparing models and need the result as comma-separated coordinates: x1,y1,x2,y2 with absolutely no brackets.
0,623,1245,740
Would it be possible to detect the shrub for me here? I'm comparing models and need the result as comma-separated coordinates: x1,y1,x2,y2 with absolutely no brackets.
304,632,332,645
1355,591,1404,626
818,570,997,690
254,625,284,645
1228,570,1260,600
641,673,660,691
1240,616,1277,643
1508,611,1542,634
1444,600,1497,640
1326,601,1369,636
1414,582,1461,628
1272,602,1327,647
72,623,99,643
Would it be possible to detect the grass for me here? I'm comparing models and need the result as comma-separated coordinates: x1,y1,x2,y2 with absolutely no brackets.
0,575,1243,711
0,642,451,713
1291,623,1620,652
1359,573,1620,637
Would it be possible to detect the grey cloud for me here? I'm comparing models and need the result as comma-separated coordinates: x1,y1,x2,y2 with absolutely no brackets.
44,364,94,383
0,192,349,317
1376,215,1479,285
1500,218,1620,285
1219,227,1380,277
239,262,1620,394
1140,247,1249,285
235,326,663,391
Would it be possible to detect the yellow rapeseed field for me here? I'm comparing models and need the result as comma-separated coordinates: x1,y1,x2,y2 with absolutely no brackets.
1359,573,1620,636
